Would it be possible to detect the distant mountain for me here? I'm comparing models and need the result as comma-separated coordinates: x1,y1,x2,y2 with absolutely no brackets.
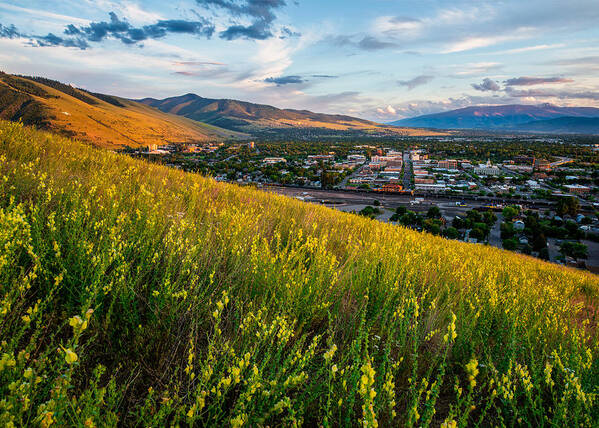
511,117,599,134
139,93,446,136
391,104,599,134
0,73,242,148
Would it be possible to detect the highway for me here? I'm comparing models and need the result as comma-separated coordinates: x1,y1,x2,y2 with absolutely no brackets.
265,185,594,212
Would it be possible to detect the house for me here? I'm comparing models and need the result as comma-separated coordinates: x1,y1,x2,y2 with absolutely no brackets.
513,220,525,231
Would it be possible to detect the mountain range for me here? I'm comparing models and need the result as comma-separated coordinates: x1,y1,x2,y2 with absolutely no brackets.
138,93,444,136
392,104,599,134
0,72,447,149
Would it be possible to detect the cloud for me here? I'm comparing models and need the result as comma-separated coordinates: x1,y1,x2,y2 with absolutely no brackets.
0,23,20,39
33,33,90,49
174,61,226,66
311,74,338,79
442,33,530,54
472,78,500,92
357,36,398,51
546,56,599,66
329,34,398,51
398,74,434,90
376,105,397,116
63,12,214,46
264,75,304,85
505,87,599,100
197,0,288,40
453,62,502,76
504,76,573,86
491,43,565,55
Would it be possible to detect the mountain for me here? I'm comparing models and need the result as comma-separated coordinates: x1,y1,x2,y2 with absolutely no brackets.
139,93,447,136
2,119,597,425
391,104,599,134
511,116,599,134
0,72,242,148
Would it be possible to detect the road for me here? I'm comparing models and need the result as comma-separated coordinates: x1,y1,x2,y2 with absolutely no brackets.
339,163,366,188
403,151,413,190
488,213,503,248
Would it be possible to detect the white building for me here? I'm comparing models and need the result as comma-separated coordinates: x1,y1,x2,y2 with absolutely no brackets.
474,160,501,176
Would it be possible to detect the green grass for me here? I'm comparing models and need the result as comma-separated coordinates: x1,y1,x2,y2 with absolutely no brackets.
0,120,598,427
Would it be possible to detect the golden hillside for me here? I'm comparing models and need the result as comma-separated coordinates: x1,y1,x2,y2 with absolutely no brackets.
0,73,243,148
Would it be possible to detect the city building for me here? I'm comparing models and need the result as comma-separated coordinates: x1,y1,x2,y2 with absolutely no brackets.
415,183,447,192
438,159,458,169
564,184,591,195
347,154,366,162
263,157,287,165
474,160,501,176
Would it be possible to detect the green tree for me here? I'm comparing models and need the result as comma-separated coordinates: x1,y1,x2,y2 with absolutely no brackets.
502,206,519,221
560,241,588,259
502,238,518,251
557,196,580,217
443,227,459,240
427,206,441,219
469,228,485,241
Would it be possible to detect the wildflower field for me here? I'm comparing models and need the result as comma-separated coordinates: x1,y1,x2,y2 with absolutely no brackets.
0,120,598,427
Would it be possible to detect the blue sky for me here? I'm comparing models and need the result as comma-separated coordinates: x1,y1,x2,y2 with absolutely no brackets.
1,0,598,121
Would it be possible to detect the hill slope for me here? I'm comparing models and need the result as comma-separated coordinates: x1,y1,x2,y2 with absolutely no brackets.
0,72,242,148
139,93,447,136
0,121,597,426
392,104,599,133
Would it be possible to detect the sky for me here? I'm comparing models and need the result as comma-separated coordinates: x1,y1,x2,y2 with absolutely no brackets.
1,0,598,121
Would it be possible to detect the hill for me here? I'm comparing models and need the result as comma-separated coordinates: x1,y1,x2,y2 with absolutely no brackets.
392,104,599,134
0,72,242,148
139,93,447,136
0,121,598,426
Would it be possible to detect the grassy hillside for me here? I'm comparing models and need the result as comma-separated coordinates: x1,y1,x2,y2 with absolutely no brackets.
140,93,449,136
0,121,598,427
0,73,243,148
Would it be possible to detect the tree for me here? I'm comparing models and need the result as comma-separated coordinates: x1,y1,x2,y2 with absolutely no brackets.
483,211,497,226
532,234,547,252
396,206,407,216
423,219,441,235
502,206,519,221
502,238,518,251
539,248,550,260
557,196,579,217
474,222,490,239
400,211,422,227
469,228,484,241
452,216,465,229
427,206,441,219
444,227,459,240
373,199,381,206
560,241,588,259
500,222,515,239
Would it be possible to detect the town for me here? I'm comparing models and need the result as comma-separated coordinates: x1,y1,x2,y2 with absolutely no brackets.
129,135,599,272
